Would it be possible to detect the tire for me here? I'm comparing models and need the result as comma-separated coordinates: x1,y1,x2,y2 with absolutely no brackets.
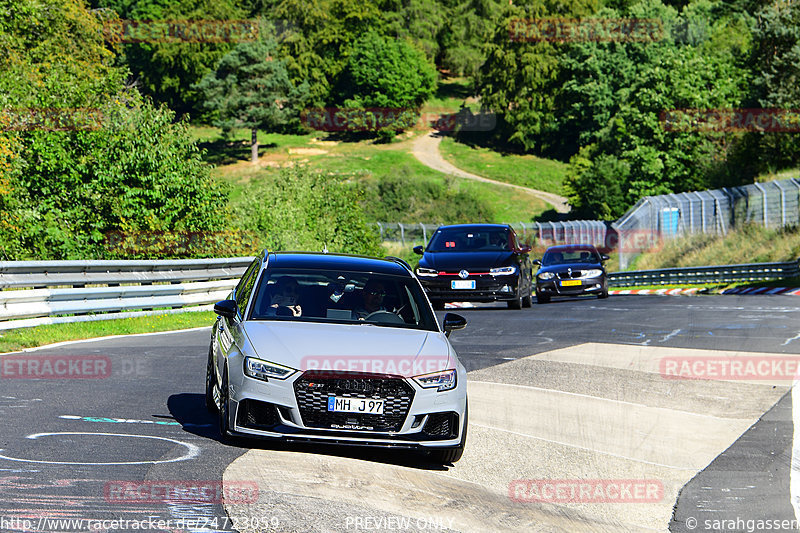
507,285,523,309
217,367,232,441
536,292,550,304
598,280,609,299
205,342,218,413
522,291,533,308
429,404,468,464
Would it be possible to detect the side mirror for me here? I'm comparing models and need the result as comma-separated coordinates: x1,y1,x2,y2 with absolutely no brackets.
600,254,610,261
214,299,237,319
532,259,542,266
518,244,531,254
443,313,467,337
413,245,424,255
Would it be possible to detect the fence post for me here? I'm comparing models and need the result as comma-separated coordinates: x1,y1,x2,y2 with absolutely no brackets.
398,223,405,246
693,192,706,233
376,222,384,241
753,182,768,227
774,181,787,227
420,223,427,245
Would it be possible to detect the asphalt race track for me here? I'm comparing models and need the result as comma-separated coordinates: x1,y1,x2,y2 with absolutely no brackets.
2,294,800,532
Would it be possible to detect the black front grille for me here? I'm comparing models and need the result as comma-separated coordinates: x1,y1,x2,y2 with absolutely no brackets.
294,371,415,432
557,270,583,279
237,399,281,430
422,412,459,439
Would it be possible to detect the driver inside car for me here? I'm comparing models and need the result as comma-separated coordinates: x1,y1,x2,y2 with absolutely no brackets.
267,276,302,317
353,280,389,320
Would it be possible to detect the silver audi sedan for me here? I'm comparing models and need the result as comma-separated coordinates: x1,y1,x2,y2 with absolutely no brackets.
206,250,469,463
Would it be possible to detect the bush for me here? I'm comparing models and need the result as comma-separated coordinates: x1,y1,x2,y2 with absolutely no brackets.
233,167,383,257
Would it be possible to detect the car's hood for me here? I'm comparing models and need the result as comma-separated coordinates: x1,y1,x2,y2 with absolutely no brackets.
537,262,603,273
242,321,453,377
420,251,514,272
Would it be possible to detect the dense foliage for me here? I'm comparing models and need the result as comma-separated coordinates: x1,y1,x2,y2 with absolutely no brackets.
233,167,383,256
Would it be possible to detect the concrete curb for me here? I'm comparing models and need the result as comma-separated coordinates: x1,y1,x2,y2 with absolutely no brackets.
609,288,702,296
610,287,800,296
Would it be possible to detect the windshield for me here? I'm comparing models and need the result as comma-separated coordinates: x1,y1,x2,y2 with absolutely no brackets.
542,248,601,266
248,269,438,331
427,228,510,252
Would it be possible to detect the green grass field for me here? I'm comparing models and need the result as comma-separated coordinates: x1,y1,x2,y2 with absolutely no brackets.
196,127,550,223
438,137,567,195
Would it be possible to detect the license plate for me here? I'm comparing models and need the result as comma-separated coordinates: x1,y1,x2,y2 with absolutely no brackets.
451,280,476,289
327,396,384,414
560,279,582,287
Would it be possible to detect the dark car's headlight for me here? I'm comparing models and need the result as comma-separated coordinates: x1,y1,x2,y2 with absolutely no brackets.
244,357,296,381
416,268,439,277
583,269,603,278
490,266,517,275
413,369,457,392
537,272,555,280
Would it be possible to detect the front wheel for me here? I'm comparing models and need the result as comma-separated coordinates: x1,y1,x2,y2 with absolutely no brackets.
217,367,232,441
205,343,218,413
507,285,523,309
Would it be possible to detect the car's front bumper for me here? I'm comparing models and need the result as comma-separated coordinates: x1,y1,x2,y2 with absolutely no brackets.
536,276,606,297
419,274,519,303
225,365,468,449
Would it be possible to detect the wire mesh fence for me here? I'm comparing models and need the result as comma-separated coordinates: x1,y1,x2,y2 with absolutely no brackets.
377,177,800,270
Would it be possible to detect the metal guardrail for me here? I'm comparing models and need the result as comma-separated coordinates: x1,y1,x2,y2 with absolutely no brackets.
0,258,253,330
1,256,797,330
608,259,800,287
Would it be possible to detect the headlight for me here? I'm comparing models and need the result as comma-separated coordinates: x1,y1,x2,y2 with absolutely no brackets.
538,272,555,280
244,357,296,381
416,267,439,277
413,369,457,392
489,266,517,275
583,269,603,278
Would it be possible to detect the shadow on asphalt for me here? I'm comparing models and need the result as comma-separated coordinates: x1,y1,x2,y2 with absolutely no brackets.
167,393,452,471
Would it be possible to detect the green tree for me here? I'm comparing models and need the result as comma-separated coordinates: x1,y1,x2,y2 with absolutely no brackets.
0,0,233,259
195,30,309,162
96,0,245,117
747,1,800,172
332,31,436,137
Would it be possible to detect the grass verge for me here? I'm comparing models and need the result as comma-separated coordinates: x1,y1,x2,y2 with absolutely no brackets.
0,311,216,354
629,224,800,271
438,137,567,195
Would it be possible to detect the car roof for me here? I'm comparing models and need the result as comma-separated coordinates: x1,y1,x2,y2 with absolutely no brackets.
265,251,411,276
435,223,511,230
544,244,598,251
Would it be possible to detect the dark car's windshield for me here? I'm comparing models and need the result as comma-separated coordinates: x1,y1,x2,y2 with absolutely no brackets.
427,228,510,252
542,248,601,266
248,269,438,331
